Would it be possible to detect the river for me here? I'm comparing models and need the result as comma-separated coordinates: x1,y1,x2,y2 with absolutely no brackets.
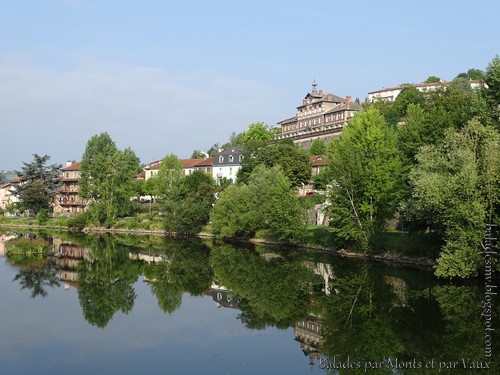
0,231,498,374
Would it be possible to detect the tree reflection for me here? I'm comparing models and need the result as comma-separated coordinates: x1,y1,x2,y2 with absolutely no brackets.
12,261,60,298
320,263,500,374
77,235,139,328
210,244,315,329
144,238,214,314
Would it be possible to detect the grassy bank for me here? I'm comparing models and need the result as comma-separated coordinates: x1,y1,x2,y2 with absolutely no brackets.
1,216,440,268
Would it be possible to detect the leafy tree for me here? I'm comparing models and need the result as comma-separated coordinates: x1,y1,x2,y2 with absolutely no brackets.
155,154,184,201
423,75,442,83
237,140,311,188
326,108,404,250
79,133,140,226
212,165,306,243
164,170,216,235
483,55,500,126
309,138,327,156
389,86,426,124
13,154,61,214
190,150,207,159
455,68,485,81
406,119,500,278
0,170,5,184
240,122,275,149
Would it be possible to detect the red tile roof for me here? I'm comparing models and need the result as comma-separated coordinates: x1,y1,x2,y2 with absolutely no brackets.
310,155,328,167
62,162,81,171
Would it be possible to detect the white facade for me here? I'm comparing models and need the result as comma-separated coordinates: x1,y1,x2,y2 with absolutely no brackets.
368,80,481,102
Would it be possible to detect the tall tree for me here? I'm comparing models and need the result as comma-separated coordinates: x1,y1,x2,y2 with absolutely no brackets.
79,133,140,225
483,55,500,127
164,170,216,235
406,119,500,278
13,154,61,214
326,108,404,250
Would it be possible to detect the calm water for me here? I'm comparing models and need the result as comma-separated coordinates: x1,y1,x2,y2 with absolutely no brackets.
0,231,498,374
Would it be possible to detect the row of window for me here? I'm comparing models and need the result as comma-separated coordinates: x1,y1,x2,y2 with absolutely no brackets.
218,155,243,164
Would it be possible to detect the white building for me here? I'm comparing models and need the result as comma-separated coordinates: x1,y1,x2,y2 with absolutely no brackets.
212,147,244,185
367,80,481,102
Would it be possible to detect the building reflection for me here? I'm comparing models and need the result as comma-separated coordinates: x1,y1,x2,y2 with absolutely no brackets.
51,238,89,289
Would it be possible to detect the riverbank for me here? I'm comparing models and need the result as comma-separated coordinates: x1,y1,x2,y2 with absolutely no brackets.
0,219,437,270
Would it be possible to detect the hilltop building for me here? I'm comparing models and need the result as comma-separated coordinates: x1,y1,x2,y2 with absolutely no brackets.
275,81,361,148
367,79,481,102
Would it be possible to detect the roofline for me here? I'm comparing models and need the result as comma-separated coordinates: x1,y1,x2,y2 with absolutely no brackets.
368,79,480,95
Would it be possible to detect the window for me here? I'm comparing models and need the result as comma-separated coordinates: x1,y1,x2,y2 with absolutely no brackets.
239,155,243,162
229,155,234,162
219,156,224,163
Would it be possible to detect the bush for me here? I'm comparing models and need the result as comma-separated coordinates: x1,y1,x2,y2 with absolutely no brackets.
67,212,89,230
37,209,49,225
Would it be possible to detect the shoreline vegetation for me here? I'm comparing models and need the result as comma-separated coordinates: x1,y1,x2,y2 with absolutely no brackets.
0,219,436,271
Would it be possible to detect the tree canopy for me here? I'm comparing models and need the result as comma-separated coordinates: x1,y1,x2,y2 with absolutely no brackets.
79,133,140,225
237,140,311,187
212,165,306,243
13,154,61,214
326,108,404,250
406,119,500,278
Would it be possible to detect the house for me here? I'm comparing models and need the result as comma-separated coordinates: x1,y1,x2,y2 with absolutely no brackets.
141,157,214,180
367,80,481,102
53,161,87,215
275,81,361,148
194,157,214,175
0,179,22,215
212,147,244,184
310,155,327,178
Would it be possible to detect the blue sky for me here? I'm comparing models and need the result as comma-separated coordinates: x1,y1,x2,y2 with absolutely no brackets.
1,0,498,171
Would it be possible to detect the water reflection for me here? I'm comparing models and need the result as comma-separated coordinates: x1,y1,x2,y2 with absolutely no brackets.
1,232,498,373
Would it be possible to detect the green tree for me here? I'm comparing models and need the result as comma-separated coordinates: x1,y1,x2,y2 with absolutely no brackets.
406,119,500,278
212,165,306,243
326,108,404,250
483,55,500,126
389,86,426,124
309,138,327,156
240,122,275,149
155,154,184,201
455,68,485,81
164,170,216,234
423,75,441,83
80,133,140,226
237,140,311,188
13,154,61,214
190,150,207,159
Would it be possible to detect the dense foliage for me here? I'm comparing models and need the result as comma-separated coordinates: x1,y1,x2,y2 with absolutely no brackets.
212,165,306,244
13,154,62,215
79,133,141,226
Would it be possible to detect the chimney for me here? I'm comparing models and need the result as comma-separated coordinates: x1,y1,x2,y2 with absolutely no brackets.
346,95,351,109
319,89,323,96
66,160,72,167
